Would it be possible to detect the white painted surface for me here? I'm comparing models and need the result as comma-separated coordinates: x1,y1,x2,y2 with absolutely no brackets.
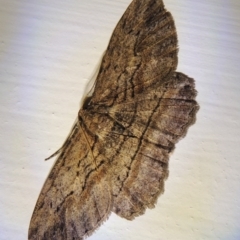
0,0,240,239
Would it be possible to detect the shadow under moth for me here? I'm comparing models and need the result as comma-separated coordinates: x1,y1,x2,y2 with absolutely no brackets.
29,0,199,239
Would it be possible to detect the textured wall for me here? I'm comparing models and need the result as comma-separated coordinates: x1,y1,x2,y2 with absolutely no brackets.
0,0,240,239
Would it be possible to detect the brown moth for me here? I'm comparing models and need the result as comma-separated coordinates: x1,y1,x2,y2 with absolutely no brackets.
29,0,199,239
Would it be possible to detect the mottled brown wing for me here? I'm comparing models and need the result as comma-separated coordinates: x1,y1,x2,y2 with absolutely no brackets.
90,0,178,106
102,72,199,219
29,0,198,238
28,125,113,239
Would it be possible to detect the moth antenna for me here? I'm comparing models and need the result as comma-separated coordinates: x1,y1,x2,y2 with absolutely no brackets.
45,121,79,161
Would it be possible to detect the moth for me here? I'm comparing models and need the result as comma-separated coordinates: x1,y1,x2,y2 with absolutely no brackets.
29,0,199,239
